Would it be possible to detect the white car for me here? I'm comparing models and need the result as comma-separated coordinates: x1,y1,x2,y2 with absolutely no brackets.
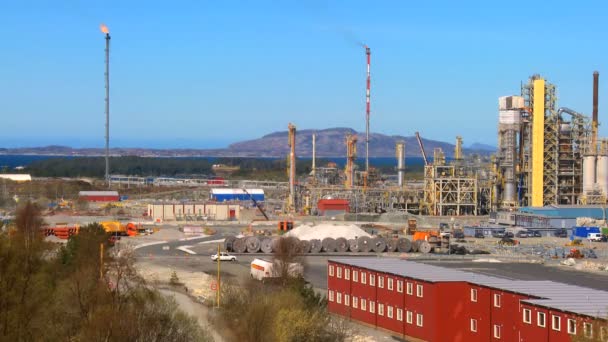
211,252,237,262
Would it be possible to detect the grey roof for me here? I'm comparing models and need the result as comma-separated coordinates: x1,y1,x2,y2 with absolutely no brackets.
330,258,608,319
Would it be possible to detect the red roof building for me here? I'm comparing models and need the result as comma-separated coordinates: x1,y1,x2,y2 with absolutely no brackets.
78,191,120,202
328,258,608,342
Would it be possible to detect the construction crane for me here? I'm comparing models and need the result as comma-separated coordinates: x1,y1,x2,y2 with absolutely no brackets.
242,188,269,220
415,132,429,165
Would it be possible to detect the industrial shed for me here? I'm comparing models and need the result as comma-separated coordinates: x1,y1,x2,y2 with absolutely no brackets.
147,202,240,221
78,191,120,202
210,188,264,202
0,174,32,182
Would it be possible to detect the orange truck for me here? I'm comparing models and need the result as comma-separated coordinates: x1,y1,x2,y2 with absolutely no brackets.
101,221,138,236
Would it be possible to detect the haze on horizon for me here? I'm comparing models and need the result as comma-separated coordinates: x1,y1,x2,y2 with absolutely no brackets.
1,0,608,149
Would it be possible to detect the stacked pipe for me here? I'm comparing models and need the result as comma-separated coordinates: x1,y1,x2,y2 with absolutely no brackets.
223,235,437,254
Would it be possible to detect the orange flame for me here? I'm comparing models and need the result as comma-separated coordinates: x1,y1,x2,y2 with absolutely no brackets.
100,23,109,34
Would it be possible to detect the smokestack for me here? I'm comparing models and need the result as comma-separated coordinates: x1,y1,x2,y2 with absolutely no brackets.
101,24,111,187
365,46,371,173
593,71,599,154
312,133,316,176
288,123,296,211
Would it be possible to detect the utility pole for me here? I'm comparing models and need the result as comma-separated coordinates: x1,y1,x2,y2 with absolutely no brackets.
216,243,221,308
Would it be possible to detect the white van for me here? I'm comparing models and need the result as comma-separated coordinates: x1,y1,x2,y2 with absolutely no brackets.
250,258,303,281
587,233,602,242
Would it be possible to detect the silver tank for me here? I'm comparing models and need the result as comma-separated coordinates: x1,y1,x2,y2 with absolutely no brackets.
583,155,597,193
596,155,608,196
396,142,405,187
504,181,516,203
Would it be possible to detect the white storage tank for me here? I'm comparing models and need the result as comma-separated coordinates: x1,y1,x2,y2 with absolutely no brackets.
583,155,597,193
596,155,608,196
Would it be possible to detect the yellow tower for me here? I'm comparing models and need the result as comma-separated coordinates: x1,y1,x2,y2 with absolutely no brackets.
531,79,545,207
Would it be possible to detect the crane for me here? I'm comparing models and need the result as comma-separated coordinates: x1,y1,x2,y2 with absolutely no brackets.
242,188,269,220
415,132,429,165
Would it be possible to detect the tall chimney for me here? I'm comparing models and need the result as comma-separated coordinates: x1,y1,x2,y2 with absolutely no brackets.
593,71,599,154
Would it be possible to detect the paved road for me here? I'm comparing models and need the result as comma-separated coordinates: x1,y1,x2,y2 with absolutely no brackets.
134,234,228,256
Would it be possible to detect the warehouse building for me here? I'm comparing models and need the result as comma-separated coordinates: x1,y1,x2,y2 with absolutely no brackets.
147,202,240,221
210,188,264,202
78,190,120,202
328,258,608,341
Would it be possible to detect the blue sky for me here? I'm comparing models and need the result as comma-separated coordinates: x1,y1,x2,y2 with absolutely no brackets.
1,0,607,148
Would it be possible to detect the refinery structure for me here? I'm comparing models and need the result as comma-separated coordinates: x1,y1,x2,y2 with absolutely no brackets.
101,33,606,222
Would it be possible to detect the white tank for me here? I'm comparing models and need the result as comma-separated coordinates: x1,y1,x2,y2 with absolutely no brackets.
596,155,608,196
504,182,516,203
583,156,597,193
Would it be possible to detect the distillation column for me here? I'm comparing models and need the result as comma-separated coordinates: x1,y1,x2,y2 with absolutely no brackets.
498,95,524,206
396,141,405,187
288,123,296,211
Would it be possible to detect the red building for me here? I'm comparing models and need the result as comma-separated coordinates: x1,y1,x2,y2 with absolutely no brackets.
327,258,608,342
317,199,350,216
78,191,120,202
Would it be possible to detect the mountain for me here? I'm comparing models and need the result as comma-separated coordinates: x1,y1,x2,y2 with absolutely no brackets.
0,128,493,158
227,127,491,158
467,142,496,152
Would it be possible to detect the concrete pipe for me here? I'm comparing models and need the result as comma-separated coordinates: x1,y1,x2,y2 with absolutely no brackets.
260,238,273,254
299,239,311,253
270,237,281,253
411,240,420,253
232,237,247,253
246,236,261,253
309,239,322,253
321,238,337,253
224,235,236,251
290,237,302,254
386,239,398,252
348,239,359,252
358,236,372,253
372,237,387,253
396,238,412,253
335,237,349,253
418,241,432,254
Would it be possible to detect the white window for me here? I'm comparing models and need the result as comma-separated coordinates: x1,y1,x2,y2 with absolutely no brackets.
370,274,376,287
406,311,413,324
470,318,477,332
361,298,366,311
566,318,575,334
494,325,501,339
337,292,342,304
353,270,358,282
397,308,403,321
523,309,531,324
388,278,394,291
471,288,477,302
407,282,413,295
378,303,384,316
537,312,546,327
361,272,367,284
494,294,501,308
584,322,592,338
378,276,384,288
552,315,561,331
369,301,375,313
352,297,358,309
345,268,350,280
328,290,334,302
329,265,334,277
416,314,423,327
397,280,403,293
337,267,342,279
416,284,423,297
344,294,350,307
387,306,393,319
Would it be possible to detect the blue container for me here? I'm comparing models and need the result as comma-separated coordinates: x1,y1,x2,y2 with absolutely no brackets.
571,226,600,240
